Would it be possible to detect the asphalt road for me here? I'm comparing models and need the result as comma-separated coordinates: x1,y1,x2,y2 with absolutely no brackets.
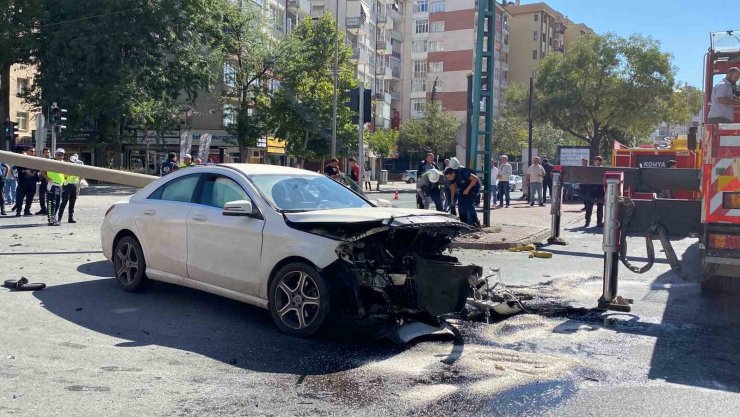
1,186,738,416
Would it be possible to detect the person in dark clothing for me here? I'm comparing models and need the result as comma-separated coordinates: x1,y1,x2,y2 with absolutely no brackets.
36,147,51,215
14,147,39,217
445,167,480,227
323,158,340,179
584,156,605,227
160,152,179,176
348,157,360,183
542,157,554,201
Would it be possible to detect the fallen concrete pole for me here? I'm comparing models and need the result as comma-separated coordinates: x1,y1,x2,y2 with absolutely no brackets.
0,150,158,188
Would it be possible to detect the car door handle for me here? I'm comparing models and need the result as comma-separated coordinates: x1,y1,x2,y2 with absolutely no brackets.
143,209,156,216
192,214,207,222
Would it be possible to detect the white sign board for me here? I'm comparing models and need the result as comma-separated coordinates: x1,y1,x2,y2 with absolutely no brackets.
558,147,591,166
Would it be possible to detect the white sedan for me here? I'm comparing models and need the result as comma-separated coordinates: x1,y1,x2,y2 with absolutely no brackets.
101,164,480,339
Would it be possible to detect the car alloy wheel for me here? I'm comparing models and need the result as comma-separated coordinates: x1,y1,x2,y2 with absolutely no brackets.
113,236,148,292
269,263,329,337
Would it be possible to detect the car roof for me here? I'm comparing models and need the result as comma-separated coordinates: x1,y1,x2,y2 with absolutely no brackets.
219,163,321,177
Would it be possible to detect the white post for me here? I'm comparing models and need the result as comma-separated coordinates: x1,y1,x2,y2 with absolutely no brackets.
358,80,365,180
35,114,46,154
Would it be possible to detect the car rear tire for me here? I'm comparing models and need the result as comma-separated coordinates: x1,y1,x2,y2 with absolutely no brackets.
113,236,148,292
269,263,330,338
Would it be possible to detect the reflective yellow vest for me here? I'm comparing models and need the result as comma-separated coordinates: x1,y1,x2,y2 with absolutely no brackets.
66,174,80,184
47,171,65,186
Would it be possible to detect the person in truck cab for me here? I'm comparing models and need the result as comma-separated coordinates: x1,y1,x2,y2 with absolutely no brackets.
708,67,740,124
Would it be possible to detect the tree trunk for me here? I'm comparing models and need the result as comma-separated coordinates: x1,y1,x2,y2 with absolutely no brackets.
239,144,248,164
376,156,382,191
0,64,11,149
589,136,601,162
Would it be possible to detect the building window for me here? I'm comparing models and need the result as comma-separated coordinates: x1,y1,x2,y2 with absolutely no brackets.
412,40,428,53
16,112,28,131
223,105,236,127
429,79,443,92
16,78,29,96
542,33,546,42
223,63,236,88
532,50,537,60
412,79,427,92
413,0,428,13
431,1,445,12
430,21,444,33
533,31,538,41
411,99,426,116
414,18,429,34
269,4,285,33
429,61,443,73
413,59,427,78
534,13,538,22
428,41,444,52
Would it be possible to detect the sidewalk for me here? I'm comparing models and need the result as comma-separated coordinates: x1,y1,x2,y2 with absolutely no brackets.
453,199,586,250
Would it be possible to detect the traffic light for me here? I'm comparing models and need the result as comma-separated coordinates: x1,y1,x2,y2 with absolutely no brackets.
3,120,18,147
346,88,372,124
49,102,68,129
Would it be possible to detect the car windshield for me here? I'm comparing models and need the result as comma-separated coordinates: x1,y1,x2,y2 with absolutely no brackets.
249,174,373,212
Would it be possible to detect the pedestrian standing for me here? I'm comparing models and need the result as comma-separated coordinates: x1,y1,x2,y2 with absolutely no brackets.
0,162,7,215
364,165,372,191
348,157,360,183
3,161,16,209
59,154,81,224
490,162,499,208
445,166,480,226
14,147,38,217
527,156,546,207
584,156,605,227
497,155,512,208
160,152,179,176
42,148,66,226
579,158,589,212
542,157,554,201
442,158,452,212
36,147,51,215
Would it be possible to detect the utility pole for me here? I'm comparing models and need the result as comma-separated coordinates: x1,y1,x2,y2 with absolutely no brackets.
330,0,340,158
358,80,365,174
527,75,534,168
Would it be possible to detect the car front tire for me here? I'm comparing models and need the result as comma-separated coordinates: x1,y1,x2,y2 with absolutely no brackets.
269,263,330,338
113,236,148,292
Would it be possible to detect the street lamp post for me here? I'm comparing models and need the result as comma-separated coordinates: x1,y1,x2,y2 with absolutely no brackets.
331,0,340,158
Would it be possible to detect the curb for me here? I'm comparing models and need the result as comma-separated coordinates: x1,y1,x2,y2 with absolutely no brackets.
452,215,581,251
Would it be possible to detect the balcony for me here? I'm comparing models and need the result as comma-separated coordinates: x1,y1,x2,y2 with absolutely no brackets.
351,48,370,64
391,30,404,42
376,14,394,30
390,89,400,101
376,39,392,55
500,61,509,71
287,0,310,16
345,16,369,33
376,64,393,79
502,42,509,53
503,22,510,34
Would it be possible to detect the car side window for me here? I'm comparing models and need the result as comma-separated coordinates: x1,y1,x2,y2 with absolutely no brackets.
199,175,250,208
149,174,200,203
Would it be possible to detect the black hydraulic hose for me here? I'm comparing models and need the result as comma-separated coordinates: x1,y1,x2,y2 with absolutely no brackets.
618,197,656,274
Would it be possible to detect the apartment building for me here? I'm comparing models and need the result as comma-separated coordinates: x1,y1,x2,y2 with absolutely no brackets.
400,0,510,156
309,0,406,131
506,1,593,84
7,65,37,148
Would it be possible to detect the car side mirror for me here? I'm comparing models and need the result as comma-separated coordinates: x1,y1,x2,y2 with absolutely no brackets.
223,200,254,217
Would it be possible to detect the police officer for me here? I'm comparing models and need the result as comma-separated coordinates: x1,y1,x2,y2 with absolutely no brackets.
179,154,195,169
42,148,66,226
160,152,179,176
36,147,52,215
59,155,79,224
14,147,39,217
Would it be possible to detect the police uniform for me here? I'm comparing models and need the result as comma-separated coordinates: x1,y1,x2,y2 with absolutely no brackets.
59,172,79,223
14,165,38,216
45,170,65,226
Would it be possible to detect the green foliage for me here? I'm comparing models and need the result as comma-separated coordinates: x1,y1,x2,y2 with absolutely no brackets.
507,33,678,158
267,14,357,161
366,128,398,161
398,100,460,156
661,85,704,125
28,0,226,143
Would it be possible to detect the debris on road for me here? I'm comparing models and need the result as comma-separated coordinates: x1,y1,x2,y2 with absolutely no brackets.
466,269,528,323
3,277,46,291
529,251,553,259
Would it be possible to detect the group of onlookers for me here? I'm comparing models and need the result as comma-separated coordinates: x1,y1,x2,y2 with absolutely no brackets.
158,152,213,176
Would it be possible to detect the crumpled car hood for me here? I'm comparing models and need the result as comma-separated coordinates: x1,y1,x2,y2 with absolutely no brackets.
284,207,460,225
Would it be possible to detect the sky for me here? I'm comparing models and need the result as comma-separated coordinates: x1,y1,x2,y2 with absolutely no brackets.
537,0,738,88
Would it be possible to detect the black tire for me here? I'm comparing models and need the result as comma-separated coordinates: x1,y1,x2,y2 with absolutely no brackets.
3,279,46,291
113,236,148,292
268,262,330,338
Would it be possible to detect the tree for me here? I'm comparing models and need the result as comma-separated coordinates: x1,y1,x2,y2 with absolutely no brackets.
507,34,678,158
28,0,226,155
268,14,357,163
0,0,42,124
365,128,398,189
398,100,460,164
221,2,286,162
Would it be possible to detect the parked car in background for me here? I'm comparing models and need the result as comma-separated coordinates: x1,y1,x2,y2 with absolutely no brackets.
402,170,417,183
509,175,523,191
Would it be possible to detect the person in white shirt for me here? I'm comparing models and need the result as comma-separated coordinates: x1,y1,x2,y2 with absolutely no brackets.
708,67,740,124
527,156,546,207
490,162,499,207
497,155,513,207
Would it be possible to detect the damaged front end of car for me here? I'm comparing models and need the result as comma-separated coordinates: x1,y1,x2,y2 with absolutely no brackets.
287,213,482,342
